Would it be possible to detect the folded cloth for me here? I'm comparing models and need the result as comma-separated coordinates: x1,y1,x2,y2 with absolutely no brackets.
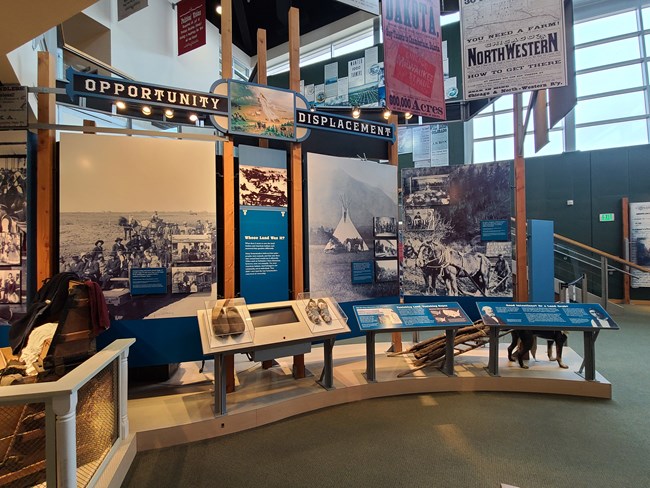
85,281,111,334
19,322,58,376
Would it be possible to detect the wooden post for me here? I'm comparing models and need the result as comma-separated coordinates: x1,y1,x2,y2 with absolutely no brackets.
257,29,269,150
513,93,529,302
288,6,305,378
37,51,56,286
622,197,630,304
221,0,236,392
387,113,402,353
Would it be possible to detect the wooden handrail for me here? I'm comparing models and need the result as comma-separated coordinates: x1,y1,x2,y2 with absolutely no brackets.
554,233,650,273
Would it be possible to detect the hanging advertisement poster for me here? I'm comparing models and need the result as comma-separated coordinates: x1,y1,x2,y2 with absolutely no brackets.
177,0,206,56
348,58,365,88
239,145,289,304
630,202,650,288
364,46,379,84
59,133,217,320
401,162,512,297
324,62,339,100
307,153,398,303
398,126,413,155
430,124,449,167
460,0,567,100
382,0,446,120
412,126,431,163
334,0,379,15
118,0,148,21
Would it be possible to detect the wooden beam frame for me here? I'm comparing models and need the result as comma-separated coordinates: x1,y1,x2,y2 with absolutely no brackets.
387,113,402,353
513,93,529,302
622,197,630,304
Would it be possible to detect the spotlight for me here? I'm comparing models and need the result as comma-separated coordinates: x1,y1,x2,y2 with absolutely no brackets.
309,103,316,112
115,101,126,110
164,109,174,119
141,105,152,116
189,113,198,122
352,106,361,119
383,108,392,120
216,5,222,14
404,112,413,120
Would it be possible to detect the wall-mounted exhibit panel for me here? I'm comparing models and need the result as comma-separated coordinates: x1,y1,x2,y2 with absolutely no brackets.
306,153,399,305
401,161,513,298
59,133,217,320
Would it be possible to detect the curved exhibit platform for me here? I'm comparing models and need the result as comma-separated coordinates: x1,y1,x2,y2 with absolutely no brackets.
128,341,611,452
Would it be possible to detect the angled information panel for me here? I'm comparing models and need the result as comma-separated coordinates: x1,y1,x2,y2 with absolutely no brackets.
354,302,473,331
476,302,620,330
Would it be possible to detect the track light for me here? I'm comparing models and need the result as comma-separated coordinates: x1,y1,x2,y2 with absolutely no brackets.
115,101,126,110
141,105,152,116
383,108,392,120
189,113,198,122
352,106,361,119
216,5,222,14
309,103,316,112
164,109,174,119
404,112,413,120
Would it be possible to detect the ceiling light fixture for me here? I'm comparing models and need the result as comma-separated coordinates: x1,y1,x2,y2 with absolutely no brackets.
404,112,413,120
141,105,152,116
189,113,199,122
115,101,126,110
352,106,361,119
383,108,392,120
164,109,174,119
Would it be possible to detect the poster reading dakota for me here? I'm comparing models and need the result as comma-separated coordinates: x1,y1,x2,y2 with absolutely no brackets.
460,0,567,100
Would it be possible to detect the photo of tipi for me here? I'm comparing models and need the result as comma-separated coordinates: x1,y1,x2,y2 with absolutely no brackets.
324,195,369,253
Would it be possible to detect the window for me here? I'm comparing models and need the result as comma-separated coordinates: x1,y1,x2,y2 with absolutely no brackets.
574,11,638,44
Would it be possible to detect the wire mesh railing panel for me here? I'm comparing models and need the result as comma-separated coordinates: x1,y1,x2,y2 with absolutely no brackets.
76,359,119,488
0,402,47,488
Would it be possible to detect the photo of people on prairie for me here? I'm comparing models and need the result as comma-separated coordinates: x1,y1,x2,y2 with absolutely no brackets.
230,82,295,140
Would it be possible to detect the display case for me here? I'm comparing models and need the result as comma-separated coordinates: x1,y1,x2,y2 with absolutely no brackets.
296,292,348,334
200,298,254,351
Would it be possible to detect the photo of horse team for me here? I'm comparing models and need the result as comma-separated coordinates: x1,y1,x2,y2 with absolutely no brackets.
401,162,512,297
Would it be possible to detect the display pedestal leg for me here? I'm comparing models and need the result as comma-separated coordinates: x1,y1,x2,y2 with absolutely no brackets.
214,353,227,416
364,332,376,382
226,354,235,393
262,360,273,369
442,329,456,376
487,326,500,376
293,354,305,379
317,338,335,390
581,330,598,381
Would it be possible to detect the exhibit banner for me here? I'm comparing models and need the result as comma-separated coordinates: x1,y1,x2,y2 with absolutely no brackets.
355,302,473,330
177,0,206,55
118,0,148,21
460,0,567,100
382,0,446,120
307,153,398,303
295,110,395,142
59,133,217,320
238,145,290,304
430,124,449,167
401,162,512,297
0,86,28,130
476,302,619,330
630,202,650,288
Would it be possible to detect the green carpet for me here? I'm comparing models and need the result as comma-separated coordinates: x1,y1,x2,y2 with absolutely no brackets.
123,305,650,488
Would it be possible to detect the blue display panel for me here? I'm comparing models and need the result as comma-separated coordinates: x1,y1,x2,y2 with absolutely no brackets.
476,302,620,330
354,302,473,331
130,268,167,295
351,261,374,284
480,219,510,241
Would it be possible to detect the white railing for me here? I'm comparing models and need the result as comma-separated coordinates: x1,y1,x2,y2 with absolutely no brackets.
0,339,134,488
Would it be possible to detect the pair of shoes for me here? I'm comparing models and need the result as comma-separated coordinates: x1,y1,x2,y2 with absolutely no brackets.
317,298,332,323
211,305,245,336
305,299,321,324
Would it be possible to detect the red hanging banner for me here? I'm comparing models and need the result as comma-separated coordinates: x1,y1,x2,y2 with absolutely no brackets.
177,0,206,56
381,0,446,120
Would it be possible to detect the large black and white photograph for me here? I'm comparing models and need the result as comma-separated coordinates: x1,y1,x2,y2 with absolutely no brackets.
0,232,21,266
171,266,213,294
403,174,450,207
307,153,398,303
374,239,397,258
59,133,217,320
375,260,398,283
373,216,397,238
239,165,288,207
171,234,212,265
0,269,21,304
401,162,512,298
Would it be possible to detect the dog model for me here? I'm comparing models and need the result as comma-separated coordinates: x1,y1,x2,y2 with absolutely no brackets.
507,330,568,369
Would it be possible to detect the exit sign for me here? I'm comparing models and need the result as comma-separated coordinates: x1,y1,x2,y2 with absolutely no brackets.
599,213,615,222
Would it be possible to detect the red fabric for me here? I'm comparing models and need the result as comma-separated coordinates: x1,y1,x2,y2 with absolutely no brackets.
84,281,111,334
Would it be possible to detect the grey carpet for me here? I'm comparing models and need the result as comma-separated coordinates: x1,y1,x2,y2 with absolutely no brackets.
122,305,650,488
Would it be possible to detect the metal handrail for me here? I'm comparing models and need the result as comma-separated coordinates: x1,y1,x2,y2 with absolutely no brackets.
555,233,650,273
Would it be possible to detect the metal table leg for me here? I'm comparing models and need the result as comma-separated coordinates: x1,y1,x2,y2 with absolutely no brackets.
365,331,376,382
214,353,227,416
443,328,456,376
582,330,598,381
487,326,500,376
317,338,335,390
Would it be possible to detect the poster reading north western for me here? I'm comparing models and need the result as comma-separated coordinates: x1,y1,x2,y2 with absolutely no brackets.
307,153,398,303
401,162,512,297
460,0,567,100
382,0,446,120
630,202,650,288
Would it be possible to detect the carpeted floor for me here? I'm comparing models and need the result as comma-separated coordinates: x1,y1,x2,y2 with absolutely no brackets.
122,305,650,488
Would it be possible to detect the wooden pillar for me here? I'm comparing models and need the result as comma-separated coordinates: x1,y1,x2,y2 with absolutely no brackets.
221,0,236,392
288,6,305,378
257,29,269,150
387,113,402,353
513,93,529,302
622,197,630,304
37,51,56,286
